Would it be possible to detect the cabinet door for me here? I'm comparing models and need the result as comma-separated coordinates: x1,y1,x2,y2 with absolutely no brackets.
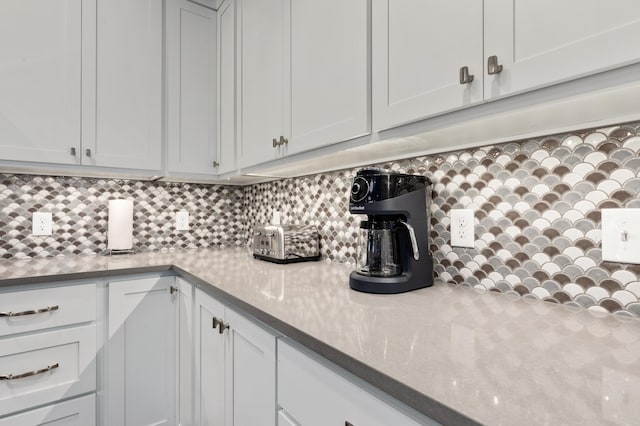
372,0,483,131
238,0,288,168
167,0,218,175
217,0,237,175
108,277,176,426
485,0,640,99
188,0,221,10
0,0,81,165
84,0,162,170
227,308,276,426
289,0,369,155
194,289,226,426
177,278,194,426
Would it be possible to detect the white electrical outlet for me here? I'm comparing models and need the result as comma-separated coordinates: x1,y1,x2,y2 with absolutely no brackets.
602,208,640,264
450,209,474,248
176,211,189,231
32,212,53,236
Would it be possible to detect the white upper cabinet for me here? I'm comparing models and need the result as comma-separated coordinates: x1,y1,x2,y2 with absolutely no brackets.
238,0,288,169
0,0,82,165
167,0,218,175
484,0,640,99
217,0,237,175
84,0,163,170
288,0,369,155
372,0,483,131
239,0,370,168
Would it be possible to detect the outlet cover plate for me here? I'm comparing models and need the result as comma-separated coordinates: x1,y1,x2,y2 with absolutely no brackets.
176,211,189,231
450,209,474,248
602,208,640,264
32,212,53,236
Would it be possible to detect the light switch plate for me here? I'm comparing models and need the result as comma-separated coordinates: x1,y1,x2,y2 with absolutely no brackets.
602,208,640,264
450,209,474,248
176,210,189,231
32,212,53,236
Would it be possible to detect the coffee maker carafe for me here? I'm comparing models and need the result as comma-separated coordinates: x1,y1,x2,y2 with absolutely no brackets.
349,168,433,293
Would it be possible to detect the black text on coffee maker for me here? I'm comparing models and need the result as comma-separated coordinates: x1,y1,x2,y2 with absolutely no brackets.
349,168,434,293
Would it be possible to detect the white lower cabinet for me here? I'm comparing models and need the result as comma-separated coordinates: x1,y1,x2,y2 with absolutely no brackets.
278,340,436,426
194,287,277,426
107,276,178,426
0,394,96,426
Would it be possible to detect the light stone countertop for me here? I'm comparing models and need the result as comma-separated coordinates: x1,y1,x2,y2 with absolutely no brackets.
1,247,640,425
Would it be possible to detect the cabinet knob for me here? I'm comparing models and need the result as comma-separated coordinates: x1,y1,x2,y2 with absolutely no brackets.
218,321,230,334
280,135,288,146
487,55,503,75
170,286,178,295
273,138,278,148
85,148,92,157
459,66,474,84
213,161,220,168
70,147,77,156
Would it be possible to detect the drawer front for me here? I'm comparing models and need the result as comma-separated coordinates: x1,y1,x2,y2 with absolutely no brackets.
0,324,96,417
278,341,428,426
0,283,96,337
0,394,95,426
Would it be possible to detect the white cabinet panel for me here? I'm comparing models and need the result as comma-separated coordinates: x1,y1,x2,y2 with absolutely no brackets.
227,308,276,426
177,278,194,426
0,325,96,417
188,0,221,10
278,341,432,426
108,276,176,426
0,0,81,165
485,0,640,99
0,283,95,338
87,0,162,170
217,0,237,175
167,0,218,175
0,394,96,426
289,0,369,155
372,0,483,131
194,288,226,425
239,0,288,168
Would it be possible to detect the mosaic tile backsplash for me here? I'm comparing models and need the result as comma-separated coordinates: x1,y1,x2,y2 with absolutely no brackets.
0,176,244,258
2,122,640,316
244,121,640,317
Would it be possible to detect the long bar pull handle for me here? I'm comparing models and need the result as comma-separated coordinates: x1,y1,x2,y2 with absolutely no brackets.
487,55,503,75
0,363,59,381
218,321,230,334
0,305,59,318
459,66,474,84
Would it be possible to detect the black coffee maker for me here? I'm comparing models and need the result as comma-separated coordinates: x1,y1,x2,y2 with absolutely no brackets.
349,168,433,293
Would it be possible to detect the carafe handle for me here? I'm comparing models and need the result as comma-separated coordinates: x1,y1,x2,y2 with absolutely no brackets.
399,221,419,261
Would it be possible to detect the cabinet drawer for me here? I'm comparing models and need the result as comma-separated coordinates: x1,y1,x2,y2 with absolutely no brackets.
0,324,96,417
0,394,95,426
278,341,430,426
0,283,96,337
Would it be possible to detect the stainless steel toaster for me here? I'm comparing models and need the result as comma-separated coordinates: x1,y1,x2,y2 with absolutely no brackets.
252,224,321,264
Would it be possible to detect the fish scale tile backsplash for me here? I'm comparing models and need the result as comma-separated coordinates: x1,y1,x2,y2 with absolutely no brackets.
2,121,640,316
245,121,640,317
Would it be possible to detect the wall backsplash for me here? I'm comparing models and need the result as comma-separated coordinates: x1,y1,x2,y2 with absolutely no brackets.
0,175,244,259
245,121,640,317
2,121,640,316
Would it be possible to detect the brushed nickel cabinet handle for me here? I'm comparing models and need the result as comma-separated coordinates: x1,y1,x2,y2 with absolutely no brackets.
213,161,220,168
487,55,503,75
70,147,77,156
85,148,92,157
218,321,230,334
272,138,278,147
459,66,474,84
212,317,222,329
169,286,178,295
345,422,354,426
280,136,288,145
0,363,59,381
0,305,59,317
